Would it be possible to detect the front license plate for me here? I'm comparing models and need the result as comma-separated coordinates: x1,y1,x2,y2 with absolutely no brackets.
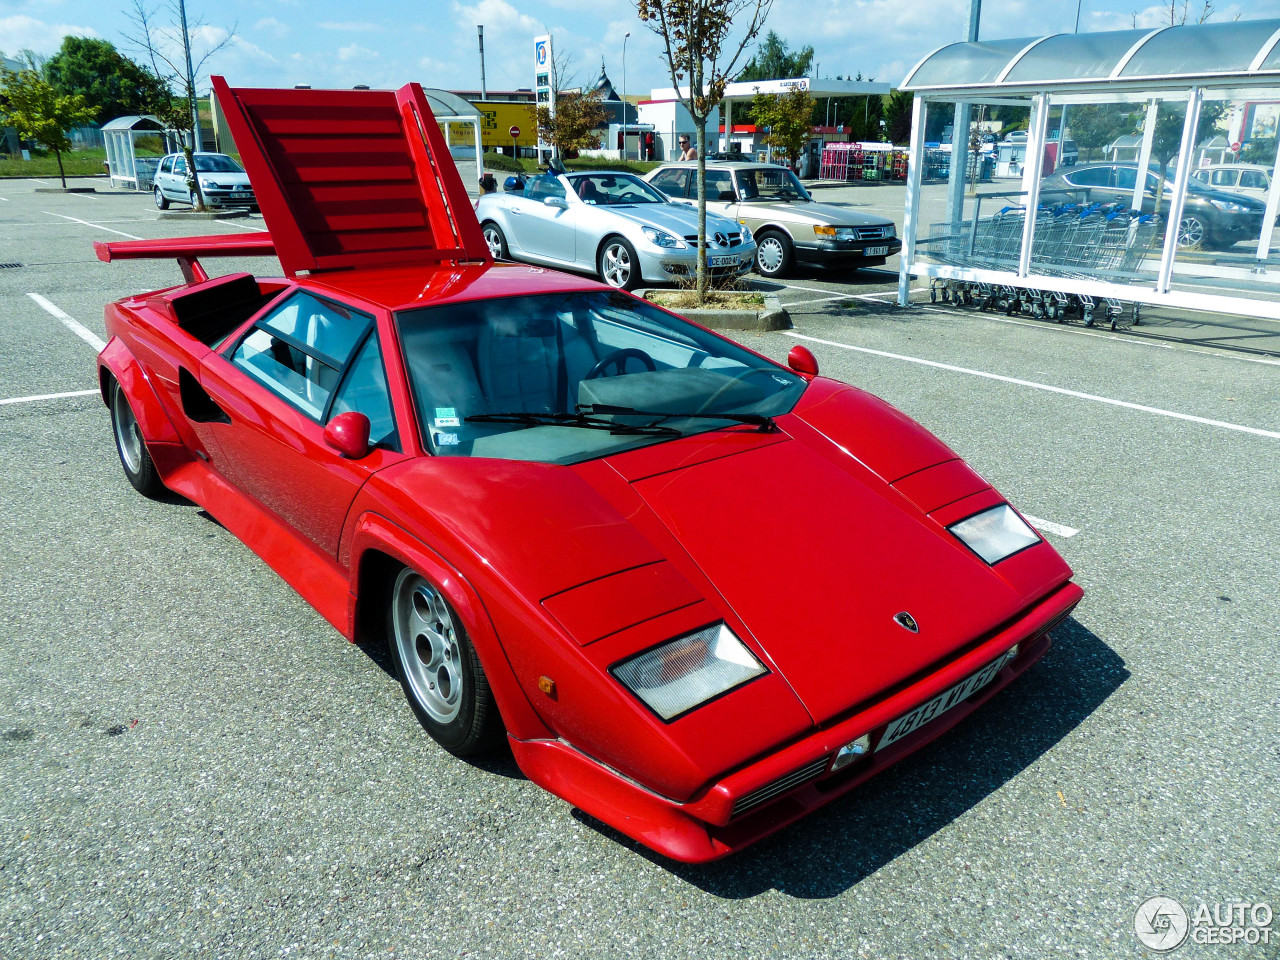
710,255,737,266
230,192,252,199
864,245,889,256
878,647,1017,749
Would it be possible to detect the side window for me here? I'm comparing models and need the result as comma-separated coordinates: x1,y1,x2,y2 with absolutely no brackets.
1191,170,1209,185
650,168,688,198
1241,170,1266,189
173,156,187,176
1116,167,1137,191
329,333,398,450
1210,169,1235,187
1066,166,1111,187
526,174,567,202
159,156,172,174
231,292,372,420
705,170,735,200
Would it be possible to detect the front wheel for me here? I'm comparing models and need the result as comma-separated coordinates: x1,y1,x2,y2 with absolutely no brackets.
1177,215,1206,248
388,569,504,756
154,186,169,210
109,378,165,498
482,222,509,260
754,230,794,278
598,237,640,290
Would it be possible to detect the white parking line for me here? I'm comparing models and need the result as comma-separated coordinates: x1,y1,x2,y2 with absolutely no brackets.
44,212,142,240
1021,514,1079,538
218,220,269,232
27,178,50,185
787,331,1280,440
28,293,106,351
0,197,9,202
0,389,98,407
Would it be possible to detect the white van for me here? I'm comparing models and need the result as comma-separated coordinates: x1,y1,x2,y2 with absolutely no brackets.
1192,163,1272,200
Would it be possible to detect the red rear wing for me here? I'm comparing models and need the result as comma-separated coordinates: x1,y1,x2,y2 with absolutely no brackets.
210,77,490,277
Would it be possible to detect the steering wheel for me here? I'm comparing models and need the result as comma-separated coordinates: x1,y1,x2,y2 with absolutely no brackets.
585,348,657,380
696,365,785,413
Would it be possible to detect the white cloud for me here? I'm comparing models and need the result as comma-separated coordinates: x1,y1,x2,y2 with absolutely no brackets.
255,17,290,39
338,43,379,62
318,21,382,32
0,15,99,58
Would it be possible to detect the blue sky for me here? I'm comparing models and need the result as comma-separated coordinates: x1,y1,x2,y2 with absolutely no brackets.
1,0,1273,97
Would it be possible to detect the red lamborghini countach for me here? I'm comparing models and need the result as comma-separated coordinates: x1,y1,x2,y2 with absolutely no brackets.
95,79,1082,863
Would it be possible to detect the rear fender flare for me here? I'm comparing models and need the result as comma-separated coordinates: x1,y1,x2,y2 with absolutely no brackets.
347,513,551,742
97,337,182,446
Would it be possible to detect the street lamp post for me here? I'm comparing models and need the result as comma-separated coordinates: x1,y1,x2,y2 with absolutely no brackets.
622,32,630,161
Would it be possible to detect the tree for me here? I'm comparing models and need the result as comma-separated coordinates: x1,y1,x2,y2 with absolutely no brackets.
638,0,774,300
883,89,913,145
0,65,97,187
751,87,813,167
124,0,235,211
1066,103,1133,162
42,37,169,123
1148,100,1226,214
537,91,608,157
737,30,812,81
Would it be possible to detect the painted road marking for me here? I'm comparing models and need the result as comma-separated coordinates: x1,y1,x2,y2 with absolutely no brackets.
28,293,106,351
1021,514,1079,538
217,220,269,232
27,178,50,185
0,389,98,407
787,331,1280,440
44,212,142,240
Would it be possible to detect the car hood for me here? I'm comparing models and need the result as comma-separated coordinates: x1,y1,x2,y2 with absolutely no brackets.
196,172,252,187
622,433,1028,723
609,202,740,236
737,198,891,227
1196,188,1266,210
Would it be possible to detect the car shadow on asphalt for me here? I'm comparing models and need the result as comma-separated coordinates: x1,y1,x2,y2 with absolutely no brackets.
575,617,1128,898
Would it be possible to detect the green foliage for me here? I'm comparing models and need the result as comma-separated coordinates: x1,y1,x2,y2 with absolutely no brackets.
883,90,913,144
738,31,812,81
537,90,609,157
751,88,814,165
483,151,524,172
42,37,169,122
1241,138,1277,164
0,65,98,186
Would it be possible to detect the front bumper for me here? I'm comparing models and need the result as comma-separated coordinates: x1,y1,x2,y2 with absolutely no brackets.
510,580,1083,862
199,188,257,208
795,236,903,266
639,244,757,284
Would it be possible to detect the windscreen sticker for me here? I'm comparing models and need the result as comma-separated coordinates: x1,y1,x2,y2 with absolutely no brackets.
436,432,460,446
434,416,461,427
434,407,456,419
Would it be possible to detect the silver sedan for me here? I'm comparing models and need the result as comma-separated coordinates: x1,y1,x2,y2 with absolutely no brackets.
475,171,756,290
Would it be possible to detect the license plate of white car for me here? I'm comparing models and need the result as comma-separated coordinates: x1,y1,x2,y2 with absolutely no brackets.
865,245,889,256
877,647,1017,749
710,255,741,267
231,192,252,199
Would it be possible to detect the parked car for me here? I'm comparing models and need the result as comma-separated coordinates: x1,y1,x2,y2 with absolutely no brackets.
1055,138,1079,166
153,151,256,210
96,77,1083,863
475,169,755,290
1191,162,1272,201
1040,162,1266,249
645,161,901,278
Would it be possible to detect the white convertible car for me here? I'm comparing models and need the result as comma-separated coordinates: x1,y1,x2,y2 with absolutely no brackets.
476,170,756,290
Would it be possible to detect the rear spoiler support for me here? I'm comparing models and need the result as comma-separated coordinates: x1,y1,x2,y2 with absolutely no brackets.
94,233,277,285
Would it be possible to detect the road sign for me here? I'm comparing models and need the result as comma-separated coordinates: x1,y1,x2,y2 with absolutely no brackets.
509,125,521,139
1231,140,1242,152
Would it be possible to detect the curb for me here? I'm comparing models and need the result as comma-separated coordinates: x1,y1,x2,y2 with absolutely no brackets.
158,209,251,220
638,290,791,332
34,187,96,194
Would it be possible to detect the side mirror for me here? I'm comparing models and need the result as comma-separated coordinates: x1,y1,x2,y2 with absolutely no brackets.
787,344,819,377
544,196,569,209
324,411,371,459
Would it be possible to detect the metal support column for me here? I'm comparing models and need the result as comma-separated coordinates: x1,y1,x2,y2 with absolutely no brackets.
1017,93,1050,278
1132,99,1159,211
1156,88,1202,293
898,97,929,306
1255,126,1280,269
945,0,982,226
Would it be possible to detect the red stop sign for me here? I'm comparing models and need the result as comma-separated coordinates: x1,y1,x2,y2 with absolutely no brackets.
1231,141,1242,152
509,125,521,139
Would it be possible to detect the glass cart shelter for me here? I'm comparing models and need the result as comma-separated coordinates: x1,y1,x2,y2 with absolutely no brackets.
896,19,1280,321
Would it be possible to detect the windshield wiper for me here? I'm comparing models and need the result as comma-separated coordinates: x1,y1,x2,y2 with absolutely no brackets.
464,411,681,436
580,403,778,433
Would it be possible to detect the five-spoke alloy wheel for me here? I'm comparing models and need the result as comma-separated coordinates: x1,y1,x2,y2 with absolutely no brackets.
598,237,639,290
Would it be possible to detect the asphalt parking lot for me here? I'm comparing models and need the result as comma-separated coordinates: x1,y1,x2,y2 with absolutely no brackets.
2,175,1277,960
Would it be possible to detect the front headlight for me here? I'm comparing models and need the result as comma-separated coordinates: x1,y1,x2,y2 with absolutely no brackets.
200,178,218,190
886,223,897,237
949,504,1041,564
815,225,859,240
738,221,753,241
1209,199,1248,213
612,623,767,720
642,227,686,248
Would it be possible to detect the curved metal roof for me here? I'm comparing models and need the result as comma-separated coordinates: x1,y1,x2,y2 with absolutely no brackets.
420,87,480,120
100,115,166,131
901,19,1280,93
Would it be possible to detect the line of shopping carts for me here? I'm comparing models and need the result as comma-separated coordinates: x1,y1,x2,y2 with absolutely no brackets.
920,201,1162,330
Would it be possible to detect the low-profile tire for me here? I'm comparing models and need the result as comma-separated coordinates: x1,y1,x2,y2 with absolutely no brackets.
109,378,165,498
154,186,170,210
387,568,504,757
482,221,509,260
598,236,640,290
754,230,794,278
1177,214,1206,248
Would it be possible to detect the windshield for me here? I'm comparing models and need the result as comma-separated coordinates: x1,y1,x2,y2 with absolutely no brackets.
737,167,811,202
396,291,805,464
193,154,245,173
571,173,668,205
